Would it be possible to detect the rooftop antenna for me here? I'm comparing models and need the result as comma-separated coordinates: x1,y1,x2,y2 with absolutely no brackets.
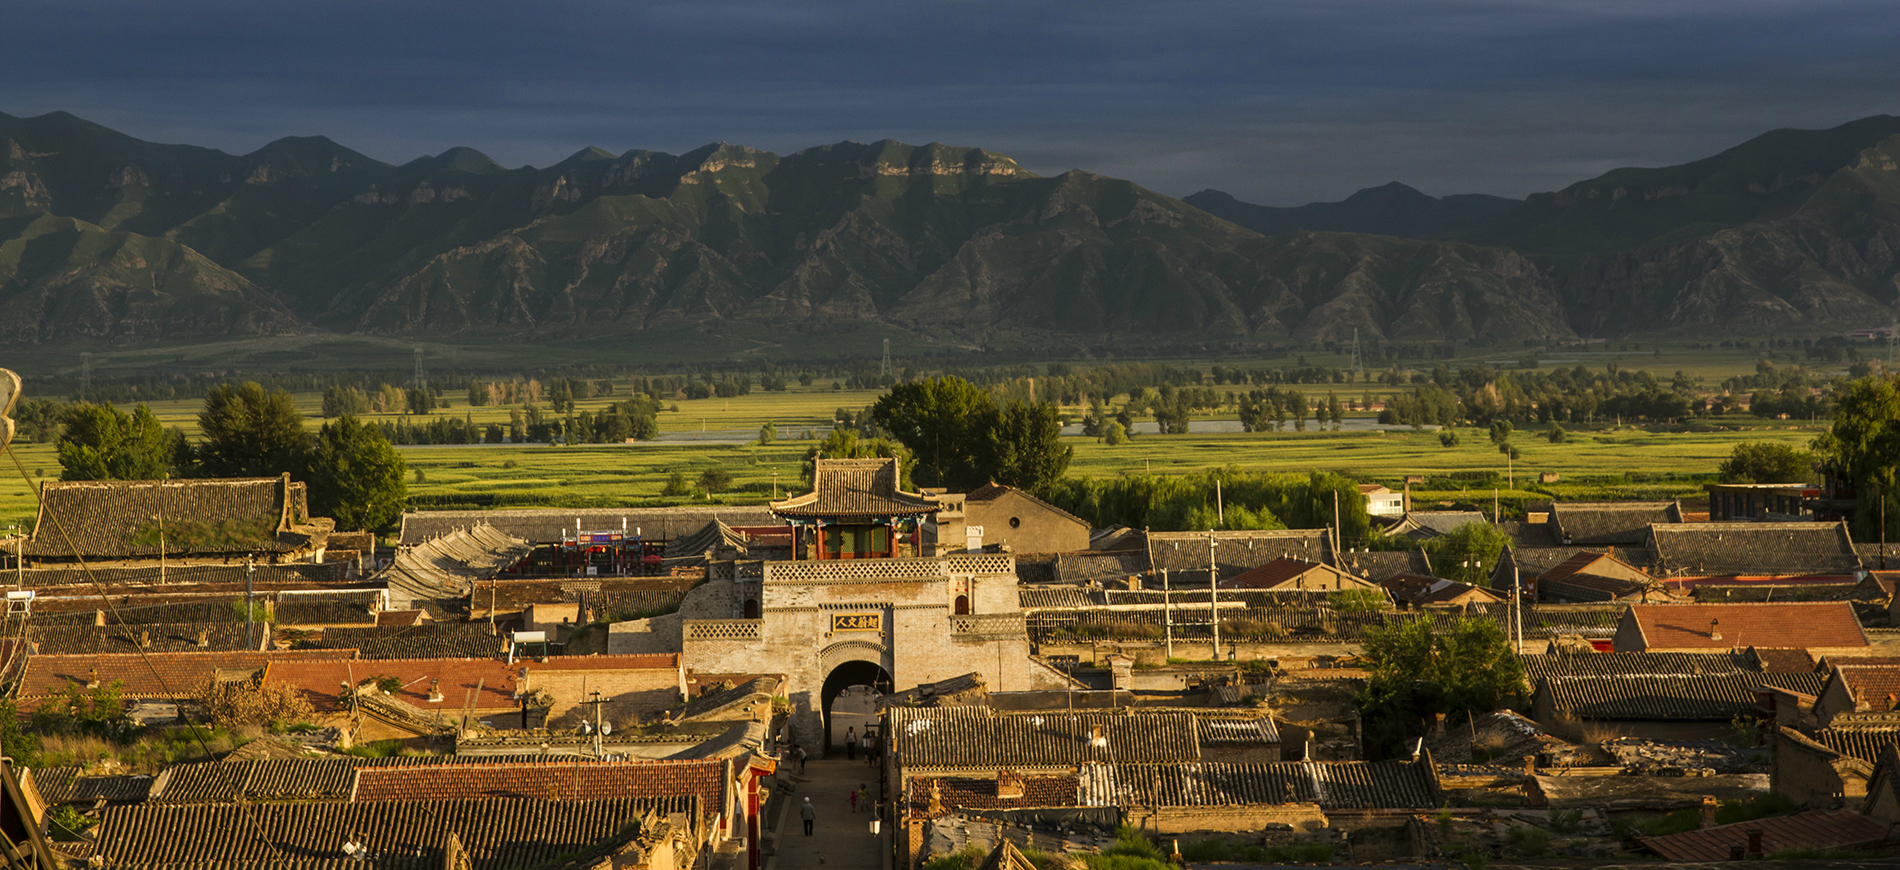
880,338,892,379
414,348,426,392
1350,329,1363,375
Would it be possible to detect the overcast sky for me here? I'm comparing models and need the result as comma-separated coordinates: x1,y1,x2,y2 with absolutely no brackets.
7,0,1898,205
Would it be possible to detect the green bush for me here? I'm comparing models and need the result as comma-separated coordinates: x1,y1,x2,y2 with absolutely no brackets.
47,805,95,841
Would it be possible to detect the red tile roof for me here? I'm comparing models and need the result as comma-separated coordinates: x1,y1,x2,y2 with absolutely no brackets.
1835,665,1900,712
18,650,356,698
1640,809,1888,861
1627,602,1867,651
263,657,519,712
1219,557,1330,590
351,759,725,814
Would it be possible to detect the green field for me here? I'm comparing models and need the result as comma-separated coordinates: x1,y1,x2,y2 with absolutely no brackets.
0,342,1844,529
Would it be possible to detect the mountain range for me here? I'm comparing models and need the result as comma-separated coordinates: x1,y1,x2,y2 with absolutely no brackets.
3,110,1898,348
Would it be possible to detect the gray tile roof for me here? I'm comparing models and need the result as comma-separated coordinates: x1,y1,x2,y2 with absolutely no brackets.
1815,727,1900,762
1520,652,1756,685
1076,760,1437,809
383,522,532,605
23,477,318,558
92,796,692,869
307,623,501,660
28,768,154,804
27,622,261,654
1649,522,1862,576
1536,673,1826,720
770,458,938,518
1550,501,1683,546
1146,530,1332,586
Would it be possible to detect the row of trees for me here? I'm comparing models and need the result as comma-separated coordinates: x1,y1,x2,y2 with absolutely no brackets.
57,384,407,531
1041,469,1374,541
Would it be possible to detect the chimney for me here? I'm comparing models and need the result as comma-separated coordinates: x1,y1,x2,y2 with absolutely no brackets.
1709,619,1722,641
995,769,1024,800
95,610,106,627
1745,828,1763,859
1700,795,1719,829
1523,755,1537,777
139,630,151,648
197,630,210,649
87,667,100,689
428,679,444,703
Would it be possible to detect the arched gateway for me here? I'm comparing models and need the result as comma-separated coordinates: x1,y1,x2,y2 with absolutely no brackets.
677,458,1062,752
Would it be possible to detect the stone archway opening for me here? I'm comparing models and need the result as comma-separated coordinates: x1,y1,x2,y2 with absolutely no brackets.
820,659,891,752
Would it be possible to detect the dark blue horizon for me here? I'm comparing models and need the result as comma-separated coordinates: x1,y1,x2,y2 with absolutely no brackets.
7,0,1898,206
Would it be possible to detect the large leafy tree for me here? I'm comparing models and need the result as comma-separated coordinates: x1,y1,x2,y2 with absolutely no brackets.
871,376,995,490
307,416,407,531
1419,521,1511,587
1719,441,1817,484
196,382,311,478
57,403,180,481
1359,617,1523,756
801,428,915,488
1813,374,1900,542
982,400,1073,493
873,377,1074,494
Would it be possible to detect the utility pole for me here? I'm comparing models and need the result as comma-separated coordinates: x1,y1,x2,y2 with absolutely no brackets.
245,555,255,650
1332,490,1342,556
1162,569,1173,660
1215,479,1224,527
1207,534,1220,662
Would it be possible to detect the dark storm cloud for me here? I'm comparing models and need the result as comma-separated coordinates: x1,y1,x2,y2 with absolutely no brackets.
6,0,1898,203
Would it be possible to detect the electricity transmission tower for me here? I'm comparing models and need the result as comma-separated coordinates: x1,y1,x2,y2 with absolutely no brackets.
1349,329,1364,375
880,339,891,379
414,348,426,391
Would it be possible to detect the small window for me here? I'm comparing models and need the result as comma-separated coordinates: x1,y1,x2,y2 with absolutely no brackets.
1008,517,1021,528
954,595,970,615
743,598,759,619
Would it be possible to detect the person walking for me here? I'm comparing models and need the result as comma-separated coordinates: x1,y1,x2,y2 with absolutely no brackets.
795,744,807,773
801,797,815,836
845,727,857,760
849,787,859,814
858,783,869,813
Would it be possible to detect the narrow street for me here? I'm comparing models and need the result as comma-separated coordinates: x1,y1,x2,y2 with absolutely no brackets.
768,757,886,870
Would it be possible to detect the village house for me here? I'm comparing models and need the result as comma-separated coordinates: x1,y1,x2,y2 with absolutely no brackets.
1548,501,1685,546
7,475,336,568
1529,671,1826,742
1612,601,1869,654
928,483,1092,555
1357,484,1405,518
1535,550,1671,603
1380,573,1502,608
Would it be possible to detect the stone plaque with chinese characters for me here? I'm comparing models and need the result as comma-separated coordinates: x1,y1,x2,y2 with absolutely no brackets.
831,612,881,632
